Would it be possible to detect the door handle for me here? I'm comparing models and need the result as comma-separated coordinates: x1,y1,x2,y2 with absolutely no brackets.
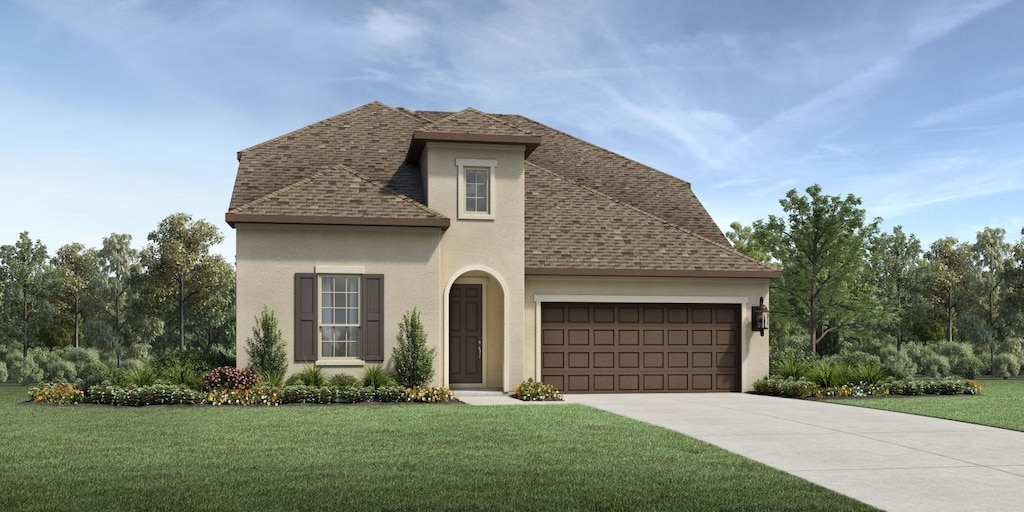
478,339,482,359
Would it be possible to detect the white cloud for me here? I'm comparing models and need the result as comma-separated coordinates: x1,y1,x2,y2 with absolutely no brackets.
916,86,1024,128
363,7,428,48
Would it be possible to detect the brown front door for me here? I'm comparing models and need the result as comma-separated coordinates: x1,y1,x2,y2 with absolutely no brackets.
449,284,483,384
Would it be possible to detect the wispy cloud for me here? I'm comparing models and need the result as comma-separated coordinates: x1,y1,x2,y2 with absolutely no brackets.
916,86,1024,128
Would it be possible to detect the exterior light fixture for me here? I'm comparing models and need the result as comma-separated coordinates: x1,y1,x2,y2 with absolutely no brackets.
752,297,769,336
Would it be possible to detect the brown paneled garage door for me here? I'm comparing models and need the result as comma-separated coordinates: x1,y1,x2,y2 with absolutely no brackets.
541,303,741,393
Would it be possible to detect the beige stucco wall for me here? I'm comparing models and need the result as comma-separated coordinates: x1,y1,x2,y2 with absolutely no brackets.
235,224,443,380
524,276,772,391
422,142,526,391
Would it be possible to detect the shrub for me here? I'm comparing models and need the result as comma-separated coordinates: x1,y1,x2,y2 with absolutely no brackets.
162,362,202,390
0,361,7,383
851,361,888,384
511,378,563,401
752,377,819,398
393,308,435,388
805,360,854,388
936,341,985,378
257,369,285,388
6,351,43,385
30,382,85,405
769,335,817,375
992,353,1021,379
374,385,406,403
286,365,326,387
917,351,951,378
32,349,78,382
362,364,396,389
245,306,287,378
880,346,917,379
772,355,810,379
86,384,202,406
64,347,111,387
405,386,454,403
327,374,359,388
202,366,258,391
278,385,375,404
203,384,280,406
833,351,881,368
123,364,160,387
152,349,210,374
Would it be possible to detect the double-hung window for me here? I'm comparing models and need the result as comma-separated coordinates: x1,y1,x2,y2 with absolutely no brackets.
456,158,496,220
320,275,360,358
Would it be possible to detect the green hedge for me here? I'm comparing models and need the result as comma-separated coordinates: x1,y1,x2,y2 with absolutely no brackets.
752,376,983,398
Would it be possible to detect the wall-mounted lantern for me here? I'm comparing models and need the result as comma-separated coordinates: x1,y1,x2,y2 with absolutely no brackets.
752,297,769,336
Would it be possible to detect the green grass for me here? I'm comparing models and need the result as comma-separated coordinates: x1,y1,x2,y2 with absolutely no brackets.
826,378,1024,432
0,385,876,512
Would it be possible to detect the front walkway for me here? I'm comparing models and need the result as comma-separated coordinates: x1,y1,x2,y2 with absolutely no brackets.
564,393,1024,512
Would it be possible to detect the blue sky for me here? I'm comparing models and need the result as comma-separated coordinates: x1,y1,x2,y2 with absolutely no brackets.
2,0,1022,261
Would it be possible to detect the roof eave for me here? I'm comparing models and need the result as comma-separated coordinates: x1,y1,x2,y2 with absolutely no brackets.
406,131,542,162
524,267,782,279
225,213,450,230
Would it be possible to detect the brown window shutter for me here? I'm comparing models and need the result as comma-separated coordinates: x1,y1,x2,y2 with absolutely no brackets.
294,273,317,363
361,274,384,362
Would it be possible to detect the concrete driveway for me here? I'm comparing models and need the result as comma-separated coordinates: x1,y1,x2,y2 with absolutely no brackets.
564,393,1024,512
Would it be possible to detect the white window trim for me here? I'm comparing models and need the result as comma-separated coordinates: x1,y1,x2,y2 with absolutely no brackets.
317,274,363,362
456,158,496,220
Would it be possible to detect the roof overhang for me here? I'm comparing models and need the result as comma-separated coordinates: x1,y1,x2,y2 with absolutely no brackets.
524,267,783,279
225,213,450,230
406,131,542,162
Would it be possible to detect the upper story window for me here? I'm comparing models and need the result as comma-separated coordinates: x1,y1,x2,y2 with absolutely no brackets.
320,275,361,358
456,158,496,220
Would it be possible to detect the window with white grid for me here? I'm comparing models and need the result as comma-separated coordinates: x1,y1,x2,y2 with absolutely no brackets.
319,275,360,358
456,158,496,220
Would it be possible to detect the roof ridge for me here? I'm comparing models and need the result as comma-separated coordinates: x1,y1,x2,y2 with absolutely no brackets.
419,107,533,135
392,105,435,124
238,101,393,155
526,161,775,271
504,114,689,186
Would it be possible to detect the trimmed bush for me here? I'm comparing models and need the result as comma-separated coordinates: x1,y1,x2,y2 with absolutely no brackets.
202,366,258,391
393,308,436,388
752,377,819,398
374,385,407,403
86,384,203,406
203,384,280,406
327,374,359,388
405,386,454,403
511,378,563,401
752,376,983,398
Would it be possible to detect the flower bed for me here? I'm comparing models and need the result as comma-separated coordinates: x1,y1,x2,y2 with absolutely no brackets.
752,376,983,399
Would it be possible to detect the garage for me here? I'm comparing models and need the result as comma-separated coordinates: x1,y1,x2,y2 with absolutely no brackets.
540,303,741,393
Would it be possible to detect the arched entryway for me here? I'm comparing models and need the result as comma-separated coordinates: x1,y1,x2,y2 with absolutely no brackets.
443,267,508,390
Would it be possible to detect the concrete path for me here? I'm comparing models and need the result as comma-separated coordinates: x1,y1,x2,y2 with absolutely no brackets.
563,393,1024,512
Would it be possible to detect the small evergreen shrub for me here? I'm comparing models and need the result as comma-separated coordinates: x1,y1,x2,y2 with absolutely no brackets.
86,384,203,406
772,356,809,379
245,306,287,378
123,364,160,387
805,360,854,388
880,346,917,379
393,308,436,388
162,362,202,389
511,378,563,401
752,377,819,398
64,347,111,386
5,351,43,385
32,349,78,382
851,361,888,384
202,366,258,391
936,341,985,378
203,384,280,406
362,364,397,389
327,374,359,388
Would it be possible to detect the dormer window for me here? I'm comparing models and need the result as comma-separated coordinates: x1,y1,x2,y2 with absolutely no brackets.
457,158,496,220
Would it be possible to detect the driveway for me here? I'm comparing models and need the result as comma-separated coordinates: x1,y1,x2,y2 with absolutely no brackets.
564,393,1024,512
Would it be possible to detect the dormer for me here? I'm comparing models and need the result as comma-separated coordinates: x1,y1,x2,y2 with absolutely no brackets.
407,108,540,222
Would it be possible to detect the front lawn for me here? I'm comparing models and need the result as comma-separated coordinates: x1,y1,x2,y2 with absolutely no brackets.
826,378,1024,432
0,385,876,511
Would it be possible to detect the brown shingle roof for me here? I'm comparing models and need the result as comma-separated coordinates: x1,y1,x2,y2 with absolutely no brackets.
524,163,774,276
227,101,776,276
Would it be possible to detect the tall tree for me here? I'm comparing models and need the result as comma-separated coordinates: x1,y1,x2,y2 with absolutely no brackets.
141,213,225,350
95,233,143,365
752,185,880,353
0,232,52,356
970,227,1013,372
923,237,972,343
868,226,922,351
726,222,771,263
51,243,99,348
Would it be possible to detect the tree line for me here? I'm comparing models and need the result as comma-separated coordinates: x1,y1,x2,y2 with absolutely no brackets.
0,213,234,369
729,184,1024,377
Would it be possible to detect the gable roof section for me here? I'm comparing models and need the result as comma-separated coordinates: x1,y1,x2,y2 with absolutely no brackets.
226,164,448,228
524,163,777,277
